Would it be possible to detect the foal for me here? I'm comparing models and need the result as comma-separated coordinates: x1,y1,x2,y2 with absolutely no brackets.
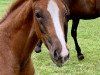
35,0,100,60
0,0,69,75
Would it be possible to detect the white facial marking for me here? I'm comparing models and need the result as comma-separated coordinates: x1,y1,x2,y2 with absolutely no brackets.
47,0,69,57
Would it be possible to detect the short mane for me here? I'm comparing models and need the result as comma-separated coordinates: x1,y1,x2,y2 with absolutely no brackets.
0,0,27,24
9,0,27,13
0,0,37,24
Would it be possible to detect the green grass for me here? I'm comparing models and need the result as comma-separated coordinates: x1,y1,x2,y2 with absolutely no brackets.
0,0,13,18
1,0,100,75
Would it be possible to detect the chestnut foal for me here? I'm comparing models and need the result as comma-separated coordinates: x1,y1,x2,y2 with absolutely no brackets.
35,0,100,60
0,0,69,75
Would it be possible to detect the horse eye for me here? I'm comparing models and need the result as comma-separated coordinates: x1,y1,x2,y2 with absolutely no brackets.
64,12,68,17
35,13,41,18
64,9,70,16
35,11,43,19
64,11,69,19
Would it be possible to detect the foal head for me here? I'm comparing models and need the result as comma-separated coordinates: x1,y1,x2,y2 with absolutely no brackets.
33,0,69,66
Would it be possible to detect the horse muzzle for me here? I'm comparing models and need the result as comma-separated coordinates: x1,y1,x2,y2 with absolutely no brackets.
50,46,69,67
43,36,69,67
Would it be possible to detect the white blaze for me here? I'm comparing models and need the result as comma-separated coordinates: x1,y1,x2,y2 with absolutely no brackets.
47,0,69,57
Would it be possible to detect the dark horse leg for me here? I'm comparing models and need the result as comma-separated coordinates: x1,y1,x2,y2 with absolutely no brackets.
71,19,84,60
34,40,42,53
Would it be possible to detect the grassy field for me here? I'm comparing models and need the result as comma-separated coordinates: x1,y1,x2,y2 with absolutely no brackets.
1,0,100,75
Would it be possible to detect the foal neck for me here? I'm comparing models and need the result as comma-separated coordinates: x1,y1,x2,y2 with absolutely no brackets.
0,0,38,64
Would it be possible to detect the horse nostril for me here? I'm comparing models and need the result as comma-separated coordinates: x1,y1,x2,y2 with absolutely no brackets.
54,50,58,60
54,50,61,60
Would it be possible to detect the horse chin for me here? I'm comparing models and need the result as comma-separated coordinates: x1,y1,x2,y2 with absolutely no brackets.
43,39,68,67
49,49,66,67
50,55,64,67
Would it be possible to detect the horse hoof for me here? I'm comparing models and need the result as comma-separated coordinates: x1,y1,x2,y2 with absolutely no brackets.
78,54,84,60
34,47,41,53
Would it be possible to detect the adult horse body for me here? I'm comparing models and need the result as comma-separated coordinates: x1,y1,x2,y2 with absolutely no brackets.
35,0,100,60
0,0,69,75
63,0,100,60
